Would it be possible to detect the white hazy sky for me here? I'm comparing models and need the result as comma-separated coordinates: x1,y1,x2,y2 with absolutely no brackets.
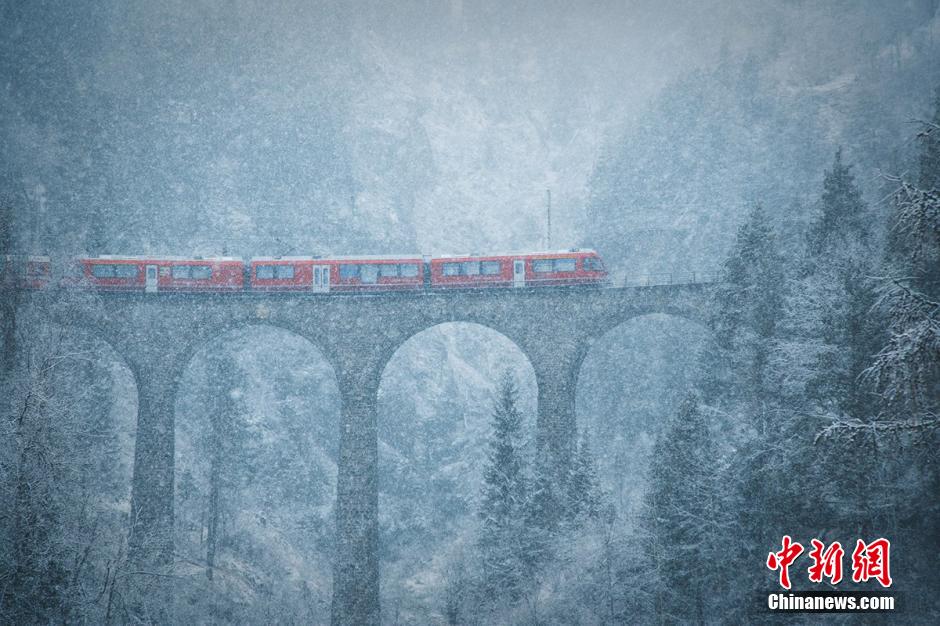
341,0,934,252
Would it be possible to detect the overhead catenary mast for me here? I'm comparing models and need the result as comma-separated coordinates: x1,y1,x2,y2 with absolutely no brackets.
546,188,552,249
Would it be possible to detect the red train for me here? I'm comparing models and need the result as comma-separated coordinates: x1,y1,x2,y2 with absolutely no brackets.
431,251,606,289
8,249,608,293
67,256,244,293
249,256,427,293
1,255,52,290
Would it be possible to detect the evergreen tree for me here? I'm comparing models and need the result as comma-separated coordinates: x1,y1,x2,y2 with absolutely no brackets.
520,446,559,579
477,371,528,600
699,206,797,621
792,149,883,418
643,394,724,624
808,148,869,255
768,152,883,549
566,432,603,523
705,203,786,415
866,91,940,418
0,301,132,624
833,90,940,621
883,87,940,287
917,88,940,192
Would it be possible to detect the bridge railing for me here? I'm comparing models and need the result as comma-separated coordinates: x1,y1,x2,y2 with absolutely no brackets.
609,271,720,287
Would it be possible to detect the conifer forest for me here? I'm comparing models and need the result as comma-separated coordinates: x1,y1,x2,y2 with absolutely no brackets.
1,2,939,624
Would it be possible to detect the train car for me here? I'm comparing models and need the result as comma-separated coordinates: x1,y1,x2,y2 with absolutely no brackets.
429,253,513,289
329,256,425,292
0,255,52,290
250,255,425,293
430,249,607,289
74,256,244,293
250,257,323,292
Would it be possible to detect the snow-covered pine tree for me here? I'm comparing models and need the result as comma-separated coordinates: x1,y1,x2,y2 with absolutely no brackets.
808,148,869,254
917,88,940,192
643,394,724,624
698,204,798,622
566,432,603,523
864,89,940,422
477,370,528,601
704,203,786,418
1,295,133,624
786,149,883,418
834,89,940,621
767,150,889,553
518,444,559,607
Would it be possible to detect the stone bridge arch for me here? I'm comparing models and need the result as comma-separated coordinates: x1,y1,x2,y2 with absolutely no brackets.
376,319,538,412
174,324,342,607
574,312,716,510
320,309,536,625
28,283,716,625
374,321,538,618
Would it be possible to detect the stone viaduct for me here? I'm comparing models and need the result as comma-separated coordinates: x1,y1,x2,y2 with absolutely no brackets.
13,284,713,624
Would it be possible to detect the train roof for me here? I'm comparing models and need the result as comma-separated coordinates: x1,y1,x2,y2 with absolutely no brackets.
434,248,598,259
87,255,243,262
252,255,424,262
73,250,599,262
330,254,424,261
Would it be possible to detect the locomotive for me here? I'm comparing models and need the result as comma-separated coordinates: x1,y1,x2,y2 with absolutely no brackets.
3,249,608,293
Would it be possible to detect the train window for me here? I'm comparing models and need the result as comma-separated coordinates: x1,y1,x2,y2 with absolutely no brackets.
442,263,460,276
274,265,294,279
92,264,115,278
481,261,501,275
400,263,419,278
114,265,138,278
532,259,554,273
380,264,400,277
554,258,576,272
340,264,359,280
171,266,190,279
191,266,212,280
583,257,603,271
256,265,275,279
360,265,379,284
462,261,481,275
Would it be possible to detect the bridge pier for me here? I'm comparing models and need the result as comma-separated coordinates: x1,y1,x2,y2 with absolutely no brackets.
329,352,383,626
519,331,592,466
126,358,179,568
112,311,197,574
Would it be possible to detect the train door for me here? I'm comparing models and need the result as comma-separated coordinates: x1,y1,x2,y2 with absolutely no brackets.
313,265,330,293
513,259,525,288
145,265,158,293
